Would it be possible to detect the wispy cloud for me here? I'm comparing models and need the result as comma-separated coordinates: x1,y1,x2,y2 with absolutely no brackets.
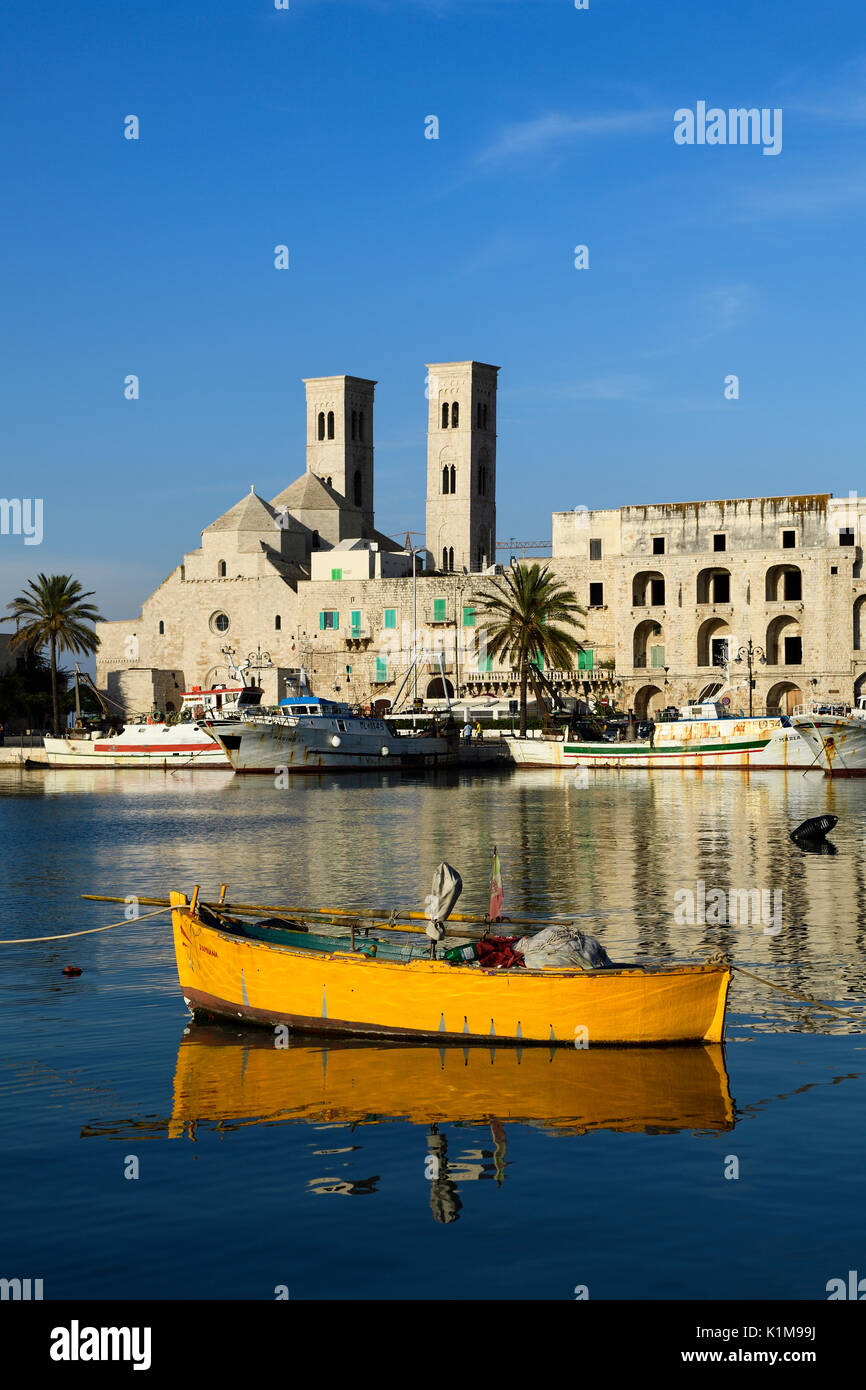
785,56,866,123
736,168,866,220
694,284,753,334
476,109,663,169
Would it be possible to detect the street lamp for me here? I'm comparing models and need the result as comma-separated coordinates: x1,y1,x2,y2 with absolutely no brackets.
733,639,766,717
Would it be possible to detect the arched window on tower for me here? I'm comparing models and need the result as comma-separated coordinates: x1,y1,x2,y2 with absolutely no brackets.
218,560,226,578
442,402,449,429
479,465,487,496
327,411,335,440
442,466,449,495
353,470,363,507
358,411,365,442
449,465,456,493
275,615,281,631
351,410,357,441
317,412,325,441
158,620,164,635
442,546,448,572
449,547,454,572
451,401,459,428
311,530,320,551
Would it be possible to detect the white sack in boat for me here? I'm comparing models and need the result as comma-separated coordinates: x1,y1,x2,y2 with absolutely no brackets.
516,925,613,970
425,862,463,942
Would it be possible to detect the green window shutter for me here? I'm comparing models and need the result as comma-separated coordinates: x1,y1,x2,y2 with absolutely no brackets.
478,654,492,673
650,645,665,668
351,610,361,632
462,605,475,627
534,650,545,670
384,608,397,629
331,568,343,581
578,649,594,671
433,598,446,622
375,657,387,682
319,611,326,630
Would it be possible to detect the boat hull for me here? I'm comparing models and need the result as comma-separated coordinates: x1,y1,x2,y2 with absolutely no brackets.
211,718,455,773
37,724,229,769
789,714,866,776
508,720,815,771
170,896,730,1045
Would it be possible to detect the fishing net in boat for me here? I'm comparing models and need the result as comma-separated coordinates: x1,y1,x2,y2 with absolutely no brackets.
516,925,613,970
425,862,463,942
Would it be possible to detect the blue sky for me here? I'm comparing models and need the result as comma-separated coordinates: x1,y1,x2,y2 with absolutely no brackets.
1,0,865,619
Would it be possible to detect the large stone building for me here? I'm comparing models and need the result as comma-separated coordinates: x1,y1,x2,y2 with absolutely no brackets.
96,358,866,721
97,364,501,713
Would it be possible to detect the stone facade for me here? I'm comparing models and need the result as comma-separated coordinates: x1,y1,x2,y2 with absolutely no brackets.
548,493,866,717
425,361,498,574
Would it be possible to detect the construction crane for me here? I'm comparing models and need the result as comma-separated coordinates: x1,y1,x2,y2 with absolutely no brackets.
495,538,552,557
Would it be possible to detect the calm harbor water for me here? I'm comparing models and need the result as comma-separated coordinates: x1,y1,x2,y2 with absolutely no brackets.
1,763,864,1300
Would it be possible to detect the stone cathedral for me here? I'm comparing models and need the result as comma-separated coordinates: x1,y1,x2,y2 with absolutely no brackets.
96,361,501,713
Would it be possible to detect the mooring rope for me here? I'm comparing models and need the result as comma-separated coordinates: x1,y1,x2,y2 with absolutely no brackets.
0,905,174,945
731,963,864,1021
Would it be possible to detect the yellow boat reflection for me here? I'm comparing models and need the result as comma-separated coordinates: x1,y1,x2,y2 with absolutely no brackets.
166,1024,734,1138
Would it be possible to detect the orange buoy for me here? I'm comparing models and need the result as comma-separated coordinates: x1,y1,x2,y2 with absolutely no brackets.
62,966,82,977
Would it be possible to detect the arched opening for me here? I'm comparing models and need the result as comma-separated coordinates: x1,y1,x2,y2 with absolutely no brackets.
697,617,732,668
697,567,731,604
275,615,281,631
311,530,320,551
766,615,802,665
442,402,449,429
327,411,335,440
448,547,454,572
442,466,450,495
449,464,456,493
766,681,804,716
351,410,357,440
855,672,866,703
451,401,459,428
426,677,454,699
766,564,802,601
634,684,664,720
632,570,666,607
353,470,363,507
633,619,665,669
479,464,487,496
442,546,448,572
358,410,365,442
158,620,164,635
854,595,866,650
317,412,325,441
218,560,227,578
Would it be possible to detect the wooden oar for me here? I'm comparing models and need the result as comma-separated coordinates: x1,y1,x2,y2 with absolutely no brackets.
80,894,576,937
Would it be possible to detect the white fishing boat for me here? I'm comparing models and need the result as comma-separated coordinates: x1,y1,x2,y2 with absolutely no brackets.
35,665,263,770
208,692,456,773
789,699,866,777
507,701,817,772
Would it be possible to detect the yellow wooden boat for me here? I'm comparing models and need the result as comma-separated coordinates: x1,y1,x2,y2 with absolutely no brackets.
170,890,731,1045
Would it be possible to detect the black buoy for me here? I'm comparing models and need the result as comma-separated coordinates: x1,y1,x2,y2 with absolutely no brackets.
791,814,838,846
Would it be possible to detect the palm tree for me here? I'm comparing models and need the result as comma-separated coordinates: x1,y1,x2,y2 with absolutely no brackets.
7,575,104,735
474,562,586,736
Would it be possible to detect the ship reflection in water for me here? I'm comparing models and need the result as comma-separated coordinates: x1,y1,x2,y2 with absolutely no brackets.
83,1024,734,1224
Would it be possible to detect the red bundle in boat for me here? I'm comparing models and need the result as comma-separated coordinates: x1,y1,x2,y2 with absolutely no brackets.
476,936,525,970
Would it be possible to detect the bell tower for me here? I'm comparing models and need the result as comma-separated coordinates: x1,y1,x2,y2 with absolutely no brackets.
425,361,498,572
303,375,376,530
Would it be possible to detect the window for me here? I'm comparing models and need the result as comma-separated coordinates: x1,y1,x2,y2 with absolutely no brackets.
650,644,666,668
650,578,665,606
275,615,281,630
311,530,320,550
840,527,856,546
158,620,164,635
353,470,363,507
218,560,227,578
351,410,357,440
462,605,476,627
449,465,456,493
652,537,665,555
784,635,803,665
350,610,362,633
577,649,594,671
442,403,449,429
331,568,343,581
449,546,454,571
783,570,802,600
433,598,447,622
451,401,459,428
479,464,487,496
327,411,335,440
317,412,325,441
589,538,602,561
831,566,838,575
211,613,230,633
477,652,492,673
713,573,730,603
713,534,726,552
375,656,387,683
589,582,604,607
442,467,450,495
384,608,397,629
782,530,796,548
359,411,365,442
319,611,338,630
